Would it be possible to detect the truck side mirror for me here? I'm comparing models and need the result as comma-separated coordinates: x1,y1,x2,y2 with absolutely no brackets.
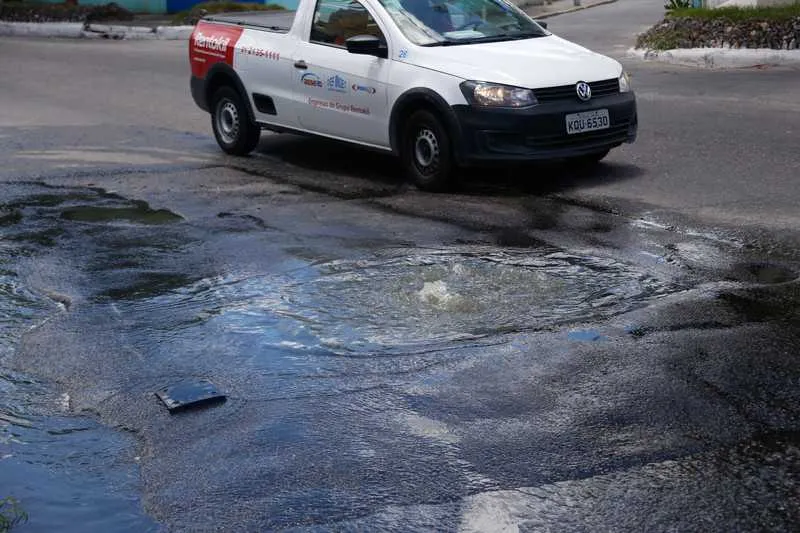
345,35,388,59
536,20,548,29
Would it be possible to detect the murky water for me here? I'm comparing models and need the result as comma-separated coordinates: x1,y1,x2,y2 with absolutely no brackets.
2,182,799,531
1,186,161,532
148,246,677,359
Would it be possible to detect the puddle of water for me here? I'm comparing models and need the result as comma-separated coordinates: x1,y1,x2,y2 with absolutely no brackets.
61,204,183,225
1,186,161,532
96,272,201,301
265,247,675,353
114,246,677,374
2,410,161,533
10,179,795,531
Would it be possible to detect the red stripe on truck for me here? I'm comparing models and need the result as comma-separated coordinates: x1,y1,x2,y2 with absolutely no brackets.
189,21,244,79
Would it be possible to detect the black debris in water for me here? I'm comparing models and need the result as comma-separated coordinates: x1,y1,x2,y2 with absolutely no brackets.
155,380,227,413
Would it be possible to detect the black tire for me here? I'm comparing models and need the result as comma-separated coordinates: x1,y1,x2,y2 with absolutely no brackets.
402,109,455,192
210,86,260,156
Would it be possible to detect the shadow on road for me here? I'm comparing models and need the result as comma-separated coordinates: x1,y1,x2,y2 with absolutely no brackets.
456,160,644,197
256,134,643,198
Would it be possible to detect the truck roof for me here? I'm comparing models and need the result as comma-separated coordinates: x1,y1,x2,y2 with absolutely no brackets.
202,10,297,33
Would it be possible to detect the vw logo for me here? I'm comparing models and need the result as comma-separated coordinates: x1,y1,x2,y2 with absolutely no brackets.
576,81,592,102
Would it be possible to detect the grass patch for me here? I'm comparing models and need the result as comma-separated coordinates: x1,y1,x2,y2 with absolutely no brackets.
171,1,284,25
668,4,800,22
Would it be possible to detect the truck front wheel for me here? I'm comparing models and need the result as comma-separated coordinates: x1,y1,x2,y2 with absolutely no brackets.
402,110,455,192
211,86,260,156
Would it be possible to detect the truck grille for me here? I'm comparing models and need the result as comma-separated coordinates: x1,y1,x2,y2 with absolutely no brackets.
534,78,620,103
524,124,630,150
480,108,636,155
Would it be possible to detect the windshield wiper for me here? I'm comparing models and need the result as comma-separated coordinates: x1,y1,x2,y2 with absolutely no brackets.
423,32,545,46
423,35,510,46
507,31,546,39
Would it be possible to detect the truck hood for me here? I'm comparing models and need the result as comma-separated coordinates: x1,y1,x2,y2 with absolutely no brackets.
406,35,622,89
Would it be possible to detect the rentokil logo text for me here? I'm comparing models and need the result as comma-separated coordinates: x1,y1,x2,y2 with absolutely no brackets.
194,32,231,52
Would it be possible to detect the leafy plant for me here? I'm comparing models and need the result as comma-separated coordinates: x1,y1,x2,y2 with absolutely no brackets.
668,4,800,20
665,0,692,11
0,497,27,532
1,425,26,532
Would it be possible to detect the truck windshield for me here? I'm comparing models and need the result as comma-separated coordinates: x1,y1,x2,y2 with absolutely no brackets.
376,0,548,46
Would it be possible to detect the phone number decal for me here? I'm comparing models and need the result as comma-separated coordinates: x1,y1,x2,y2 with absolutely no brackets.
240,46,280,61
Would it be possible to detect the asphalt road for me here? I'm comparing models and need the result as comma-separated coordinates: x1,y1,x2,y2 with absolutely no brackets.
1,0,800,531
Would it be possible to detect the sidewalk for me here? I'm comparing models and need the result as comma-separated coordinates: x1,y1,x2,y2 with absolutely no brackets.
0,20,194,39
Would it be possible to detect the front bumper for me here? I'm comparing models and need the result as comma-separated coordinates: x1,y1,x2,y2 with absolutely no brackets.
451,92,637,164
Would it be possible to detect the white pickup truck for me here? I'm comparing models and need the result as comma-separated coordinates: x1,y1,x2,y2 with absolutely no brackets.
189,0,637,191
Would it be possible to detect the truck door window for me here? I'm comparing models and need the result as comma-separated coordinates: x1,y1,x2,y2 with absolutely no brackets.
310,0,386,47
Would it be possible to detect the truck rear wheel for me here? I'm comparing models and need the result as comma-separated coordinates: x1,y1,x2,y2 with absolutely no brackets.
211,86,260,156
402,110,455,192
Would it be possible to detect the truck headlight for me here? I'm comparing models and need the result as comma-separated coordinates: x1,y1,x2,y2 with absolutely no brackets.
619,71,631,93
461,81,537,108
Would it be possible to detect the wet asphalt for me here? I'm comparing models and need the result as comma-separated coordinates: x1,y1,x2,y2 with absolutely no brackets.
2,0,800,531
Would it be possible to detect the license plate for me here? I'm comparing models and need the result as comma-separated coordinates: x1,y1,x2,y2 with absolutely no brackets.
565,109,610,135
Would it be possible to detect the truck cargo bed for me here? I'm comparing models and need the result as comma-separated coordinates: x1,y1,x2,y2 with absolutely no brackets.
203,10,296,32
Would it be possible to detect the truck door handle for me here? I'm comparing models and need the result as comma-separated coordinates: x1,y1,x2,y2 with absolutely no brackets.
294,60,308,70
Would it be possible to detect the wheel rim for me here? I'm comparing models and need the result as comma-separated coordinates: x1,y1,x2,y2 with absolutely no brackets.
216,98,239,145
413,128,440,176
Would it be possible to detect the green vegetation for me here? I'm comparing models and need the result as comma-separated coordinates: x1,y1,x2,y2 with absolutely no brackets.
667,4,800,21
1,427,26,532
171,1,284,25
0,498,27,532
664,0,691,10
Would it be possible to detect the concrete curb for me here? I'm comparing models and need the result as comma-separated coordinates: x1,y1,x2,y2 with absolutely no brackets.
0,21,194,40
628,47,800,69
518,0,618,19
0,21,85,38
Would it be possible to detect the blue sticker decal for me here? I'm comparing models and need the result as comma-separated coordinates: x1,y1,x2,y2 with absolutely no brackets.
398,48,409,59
352,83,377,95
327,74,348,93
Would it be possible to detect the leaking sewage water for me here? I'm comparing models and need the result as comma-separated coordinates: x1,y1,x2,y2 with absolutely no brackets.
0,183,709,531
